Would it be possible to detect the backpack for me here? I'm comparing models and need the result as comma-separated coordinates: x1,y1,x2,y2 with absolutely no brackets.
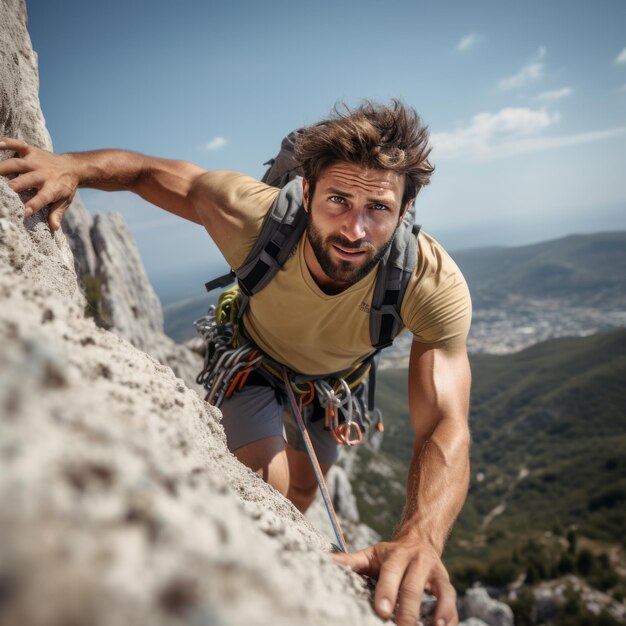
205,130,421,351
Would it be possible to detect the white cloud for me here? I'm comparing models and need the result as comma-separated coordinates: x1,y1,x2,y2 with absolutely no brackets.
499,62,543,90
431,107,626,162
203,136,228,151
499,46,546,90
615,47,626,64
485,127,626,160
536,87,573,102
431,107,559,160
456,32,483,52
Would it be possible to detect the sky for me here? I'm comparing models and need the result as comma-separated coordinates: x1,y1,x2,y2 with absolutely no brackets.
25,0,626,303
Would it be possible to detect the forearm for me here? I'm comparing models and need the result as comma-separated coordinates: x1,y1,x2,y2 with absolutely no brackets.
63,149,144,192
398,340,472,554
395,419,470,554
66,150,204,222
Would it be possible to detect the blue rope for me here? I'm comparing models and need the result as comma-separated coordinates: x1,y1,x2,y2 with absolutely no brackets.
281,368,348,553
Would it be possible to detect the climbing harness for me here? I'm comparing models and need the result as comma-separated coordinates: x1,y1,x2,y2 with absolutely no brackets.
195,288,380,442
314,378,363,446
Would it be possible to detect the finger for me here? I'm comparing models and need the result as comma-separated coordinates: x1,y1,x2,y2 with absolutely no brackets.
48,199,68,232
0,157,32,177
329,547,380,577
23,185,59,216
428,576,458,626
0,138,30,156
373,556,409,620
395,561,429,626
7,171,42,193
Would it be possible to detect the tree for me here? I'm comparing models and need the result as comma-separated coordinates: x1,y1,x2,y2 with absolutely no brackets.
567,528,577,555
576,549,594,577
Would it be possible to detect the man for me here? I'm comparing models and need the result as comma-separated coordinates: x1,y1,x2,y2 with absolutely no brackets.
0,100,471,626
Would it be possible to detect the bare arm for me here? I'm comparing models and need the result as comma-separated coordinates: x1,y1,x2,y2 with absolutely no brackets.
0,137,206,230
399,341,471,551
332,339,471,626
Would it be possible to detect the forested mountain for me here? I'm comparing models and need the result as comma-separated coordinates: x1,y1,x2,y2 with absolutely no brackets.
452,231,626,308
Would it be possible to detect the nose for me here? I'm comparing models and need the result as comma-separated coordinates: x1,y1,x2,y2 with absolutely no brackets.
340,209,366,242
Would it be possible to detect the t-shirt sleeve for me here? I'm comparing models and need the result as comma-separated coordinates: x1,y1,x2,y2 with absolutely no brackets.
193,171,280,269
400,232,472,349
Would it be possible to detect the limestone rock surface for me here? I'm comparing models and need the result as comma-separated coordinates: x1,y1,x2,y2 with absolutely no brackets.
460,587,514,626
306,464,382,552
62,192,97,280
90,211,164,341
61,192,205,396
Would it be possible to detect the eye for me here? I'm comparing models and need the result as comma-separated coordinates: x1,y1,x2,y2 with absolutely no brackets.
329,195,345,204
371,202,389,211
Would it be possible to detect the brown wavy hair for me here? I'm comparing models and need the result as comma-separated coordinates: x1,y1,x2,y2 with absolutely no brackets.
295,99,434,205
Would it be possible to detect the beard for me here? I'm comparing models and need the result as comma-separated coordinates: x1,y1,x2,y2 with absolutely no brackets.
306,214,395,287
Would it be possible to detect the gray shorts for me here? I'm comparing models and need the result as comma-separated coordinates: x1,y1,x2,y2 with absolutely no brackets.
219,384,339,465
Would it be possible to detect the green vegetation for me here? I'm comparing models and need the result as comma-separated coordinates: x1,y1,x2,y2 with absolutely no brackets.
354,329,626,614
453,231,626,308
81,274,111,328
509,584,623,626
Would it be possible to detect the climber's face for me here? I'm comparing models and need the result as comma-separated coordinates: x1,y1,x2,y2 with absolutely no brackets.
302,161,409,293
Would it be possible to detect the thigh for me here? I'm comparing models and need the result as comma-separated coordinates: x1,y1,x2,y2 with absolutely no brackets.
220,386,290,494
285,443,332,492
234,436,290,495
282,402,339,466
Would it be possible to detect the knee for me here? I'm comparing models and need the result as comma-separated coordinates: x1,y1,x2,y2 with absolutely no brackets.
287,480,318,513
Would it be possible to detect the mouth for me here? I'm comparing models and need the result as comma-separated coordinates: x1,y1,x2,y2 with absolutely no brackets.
332,244,367,261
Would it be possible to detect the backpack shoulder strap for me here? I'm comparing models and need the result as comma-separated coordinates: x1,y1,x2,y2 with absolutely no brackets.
204,131,306,299
369,205,421,349
235,177,307,298
235,129,306,302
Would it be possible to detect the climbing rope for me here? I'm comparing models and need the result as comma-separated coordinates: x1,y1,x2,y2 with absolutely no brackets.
281,367,348,553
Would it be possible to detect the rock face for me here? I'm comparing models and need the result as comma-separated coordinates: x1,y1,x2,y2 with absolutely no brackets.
62,194,205,397
0,2,393,624
306,463,382,551
460,587,514,626
90,211,164,339
62,193,97,279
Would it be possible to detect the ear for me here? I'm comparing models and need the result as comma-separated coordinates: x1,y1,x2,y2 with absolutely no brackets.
302,178,310,211
398,198,414,224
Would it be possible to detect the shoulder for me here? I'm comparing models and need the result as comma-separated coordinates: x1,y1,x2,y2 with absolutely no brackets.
190,171,281,269
191,171,280,215
400,231,472,348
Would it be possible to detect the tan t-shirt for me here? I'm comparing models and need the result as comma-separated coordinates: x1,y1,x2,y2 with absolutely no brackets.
196,171,472,375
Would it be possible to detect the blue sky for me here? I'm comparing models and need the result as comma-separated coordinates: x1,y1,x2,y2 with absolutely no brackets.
26,0,626,301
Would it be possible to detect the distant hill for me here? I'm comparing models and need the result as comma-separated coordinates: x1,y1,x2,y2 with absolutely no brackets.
452,231,626,308
353,329,626,590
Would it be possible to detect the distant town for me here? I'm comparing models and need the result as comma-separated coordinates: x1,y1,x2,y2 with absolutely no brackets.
380,299,626,369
